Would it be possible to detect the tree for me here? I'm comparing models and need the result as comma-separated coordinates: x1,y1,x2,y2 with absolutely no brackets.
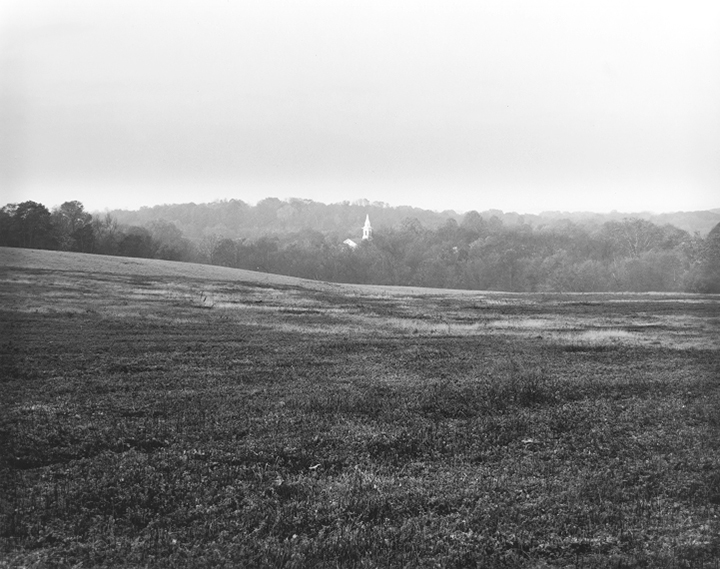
118,226,155,258
212,238,238,267
70,223,96,253
92,214,121,255
0,204,19,246
248,236,280,272
601,218,664,259
52,201,93,251
696,222,720,292
400,217,425,236
460,210,486,241
148,220,191,261
12,201,56,249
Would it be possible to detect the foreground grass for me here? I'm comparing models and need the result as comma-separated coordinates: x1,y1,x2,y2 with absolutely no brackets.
1,249,719,568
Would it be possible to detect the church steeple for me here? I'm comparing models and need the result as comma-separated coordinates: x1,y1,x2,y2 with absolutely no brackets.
362,214,372,240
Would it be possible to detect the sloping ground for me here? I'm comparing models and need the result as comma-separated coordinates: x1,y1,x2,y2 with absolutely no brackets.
0,247,482,297
0,247,536,303
3,247,717,300
1,246,719,568
0,247,317,288
0,243,720,569
1,247,512,299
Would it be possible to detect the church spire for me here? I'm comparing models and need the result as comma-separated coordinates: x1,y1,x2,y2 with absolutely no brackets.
362,214,372,240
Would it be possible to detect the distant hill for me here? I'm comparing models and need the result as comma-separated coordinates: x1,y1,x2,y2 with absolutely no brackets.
102,198,720,239
645,211,720,236
105,198,462,241
535,210,720,235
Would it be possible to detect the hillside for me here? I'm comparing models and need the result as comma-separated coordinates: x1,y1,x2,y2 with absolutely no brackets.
106,198,461,241
2,245,719,567
649,209,720,236
0,247,320,289
104,198,720,239
0,247,483,298
4,192,720,293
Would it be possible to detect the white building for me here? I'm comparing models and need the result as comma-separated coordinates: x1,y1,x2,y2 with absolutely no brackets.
362,214,373,241
343,215,373,249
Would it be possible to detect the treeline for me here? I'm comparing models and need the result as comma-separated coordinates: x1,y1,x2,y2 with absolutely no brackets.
109,198,458,241
108,198,720,239
0,201,198,262
209,214,720,293
2,199,719,293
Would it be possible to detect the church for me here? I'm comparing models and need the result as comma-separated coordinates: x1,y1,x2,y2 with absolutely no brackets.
343,215,372,249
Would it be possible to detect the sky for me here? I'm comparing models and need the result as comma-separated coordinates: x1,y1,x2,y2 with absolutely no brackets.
1,0,719,215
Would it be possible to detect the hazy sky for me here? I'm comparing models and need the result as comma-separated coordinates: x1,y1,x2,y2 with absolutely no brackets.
1,1,719,214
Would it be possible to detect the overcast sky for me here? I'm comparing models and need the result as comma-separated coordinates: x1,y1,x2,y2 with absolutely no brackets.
1,1,719,214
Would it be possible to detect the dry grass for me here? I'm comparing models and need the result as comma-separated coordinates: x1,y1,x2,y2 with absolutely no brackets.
1,247,719,568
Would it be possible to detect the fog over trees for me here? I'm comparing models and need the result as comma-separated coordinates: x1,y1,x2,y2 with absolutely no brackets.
1,198,719,293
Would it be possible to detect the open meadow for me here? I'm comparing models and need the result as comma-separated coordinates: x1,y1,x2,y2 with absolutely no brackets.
1,247,719,568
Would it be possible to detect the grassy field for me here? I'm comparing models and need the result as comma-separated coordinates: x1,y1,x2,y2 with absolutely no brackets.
1,247,719,568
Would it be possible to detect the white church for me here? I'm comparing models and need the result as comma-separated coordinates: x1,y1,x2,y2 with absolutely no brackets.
343,215,372,249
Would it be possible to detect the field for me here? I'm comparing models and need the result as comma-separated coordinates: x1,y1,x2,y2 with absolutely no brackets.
1,247,719,568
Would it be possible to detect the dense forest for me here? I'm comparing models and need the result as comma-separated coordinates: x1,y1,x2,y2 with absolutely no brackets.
107,198,720,239
1,198,719,293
